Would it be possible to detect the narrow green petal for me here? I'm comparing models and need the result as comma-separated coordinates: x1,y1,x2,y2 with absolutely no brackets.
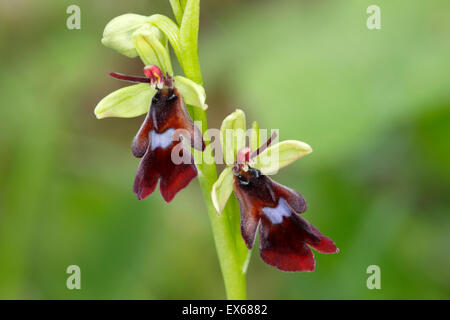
101,14,149,58
174,76,207,110
133,24,173,74
250,121,260,152
220,109,247,165
94,84,155,119
212,167,234,215
253,140,313,175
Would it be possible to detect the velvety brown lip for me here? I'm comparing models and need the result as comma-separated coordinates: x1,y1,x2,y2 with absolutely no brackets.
233,166,338,272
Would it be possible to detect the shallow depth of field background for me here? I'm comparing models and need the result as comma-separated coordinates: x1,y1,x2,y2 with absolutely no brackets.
0,0,449,299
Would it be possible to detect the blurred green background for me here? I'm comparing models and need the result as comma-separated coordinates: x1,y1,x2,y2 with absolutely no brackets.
0,0,449,299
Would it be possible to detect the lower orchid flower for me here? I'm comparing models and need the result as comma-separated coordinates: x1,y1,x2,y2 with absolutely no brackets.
212,110,339,272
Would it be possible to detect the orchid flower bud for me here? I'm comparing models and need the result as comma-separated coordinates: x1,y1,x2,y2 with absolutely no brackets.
101,14,150,58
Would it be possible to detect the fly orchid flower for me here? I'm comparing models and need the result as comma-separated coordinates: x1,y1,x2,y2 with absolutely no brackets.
97,65,205,202
212,110,338,272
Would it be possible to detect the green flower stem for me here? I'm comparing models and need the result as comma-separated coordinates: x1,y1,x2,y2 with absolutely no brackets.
181,12,247,299
192,112,247,300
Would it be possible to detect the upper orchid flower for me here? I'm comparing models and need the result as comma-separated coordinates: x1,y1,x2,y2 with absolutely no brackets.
96,65,205,202
94,13,208,202
212,110,338,271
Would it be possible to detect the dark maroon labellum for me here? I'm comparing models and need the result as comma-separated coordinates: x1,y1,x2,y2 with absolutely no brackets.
233,166,338,272
132,87,205,202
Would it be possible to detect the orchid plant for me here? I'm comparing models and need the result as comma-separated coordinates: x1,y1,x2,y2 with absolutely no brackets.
94,0,338,299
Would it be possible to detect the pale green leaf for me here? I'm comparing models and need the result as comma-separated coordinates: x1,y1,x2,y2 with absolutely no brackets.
94,84,155,119
253,140,312,175
211,167,234,215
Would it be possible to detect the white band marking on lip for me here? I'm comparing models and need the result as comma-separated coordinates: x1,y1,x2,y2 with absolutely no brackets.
262,197,291,225
150,128,175,150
